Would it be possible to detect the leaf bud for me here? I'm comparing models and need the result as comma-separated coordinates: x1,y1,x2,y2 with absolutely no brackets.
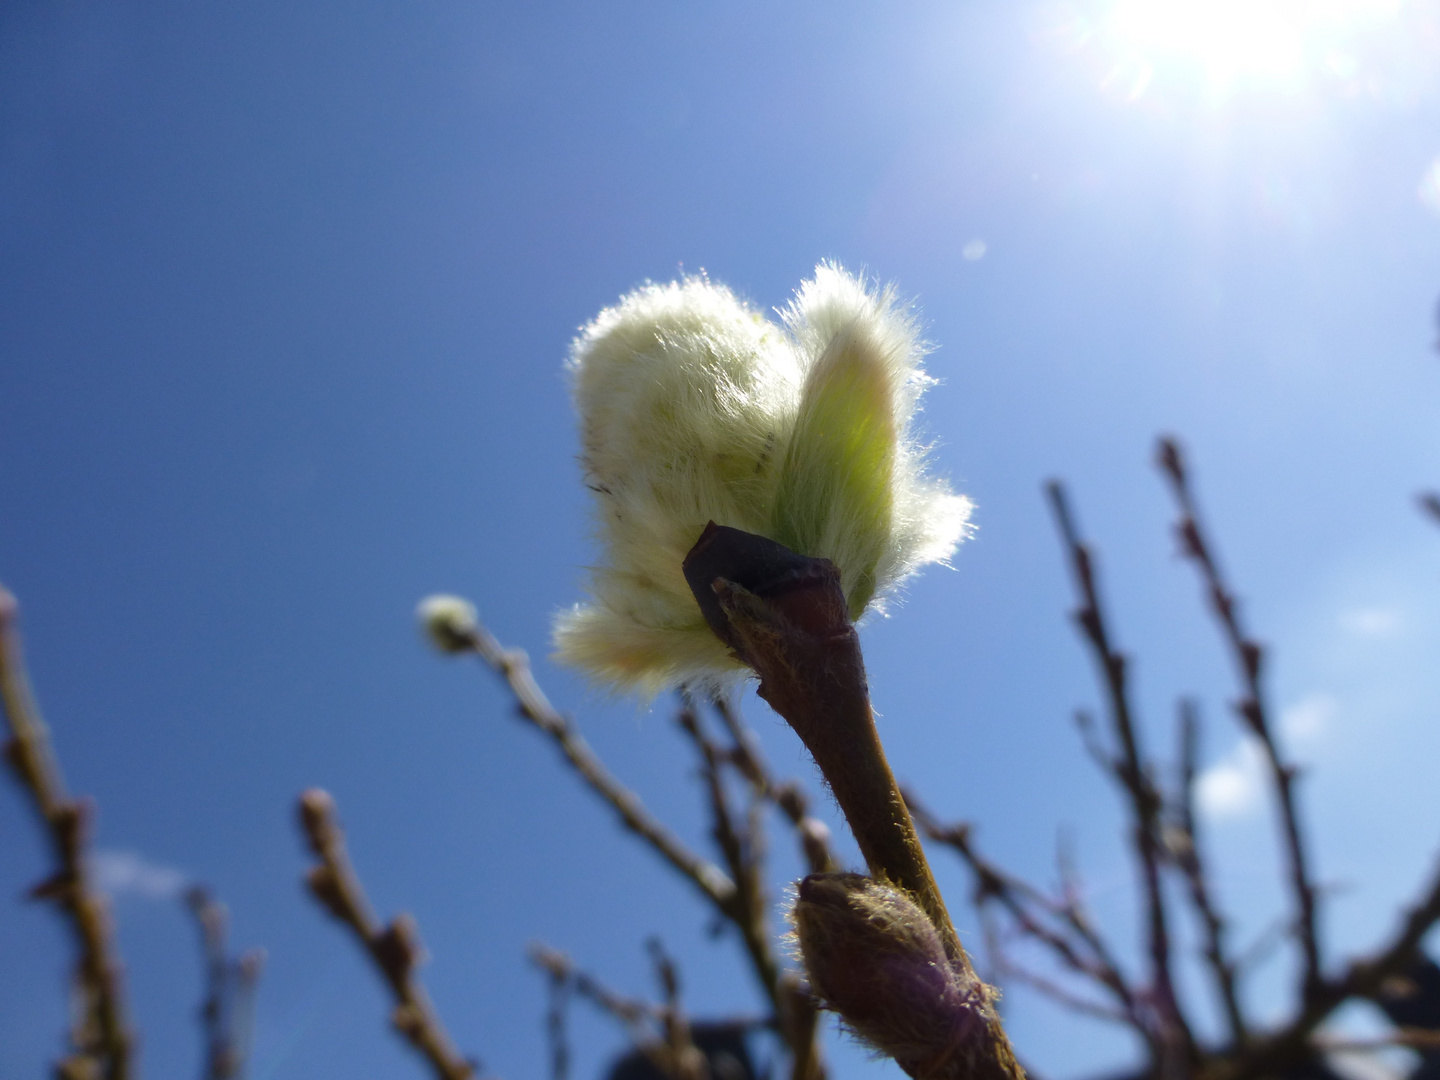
415,595,479,654
792,872,1000,1080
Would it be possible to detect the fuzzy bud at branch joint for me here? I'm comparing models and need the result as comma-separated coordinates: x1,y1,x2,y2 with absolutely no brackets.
792,873,1002,1080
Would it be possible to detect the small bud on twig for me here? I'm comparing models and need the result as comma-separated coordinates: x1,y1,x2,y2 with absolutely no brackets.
416,595,480,654
793,873,1002,1080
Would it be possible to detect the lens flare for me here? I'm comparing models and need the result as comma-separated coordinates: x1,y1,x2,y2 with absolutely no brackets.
1042,0,1431,103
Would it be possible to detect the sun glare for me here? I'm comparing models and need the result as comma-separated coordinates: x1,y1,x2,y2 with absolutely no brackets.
1053,0,1420,102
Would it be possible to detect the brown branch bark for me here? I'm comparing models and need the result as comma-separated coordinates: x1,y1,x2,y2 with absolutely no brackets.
0,585,135,1080
1156,437,1322,1005
297,788,478,1080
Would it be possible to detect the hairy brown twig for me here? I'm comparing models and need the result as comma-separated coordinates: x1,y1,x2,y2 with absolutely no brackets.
1156,437,1322,1005
297,788,478,1080
1045,483,1195,1076
0,585,135,1080
683,522,1023,1080
185,885,264,1080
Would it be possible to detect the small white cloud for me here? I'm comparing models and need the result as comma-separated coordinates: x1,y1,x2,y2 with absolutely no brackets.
961,239,988,261
1197,736,1266,819
1339,607,1402,637
90,849,188,900
1280,692,1338,743
1420,157,1440,216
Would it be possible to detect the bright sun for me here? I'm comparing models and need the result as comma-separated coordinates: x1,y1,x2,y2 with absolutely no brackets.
1092,0,1409,99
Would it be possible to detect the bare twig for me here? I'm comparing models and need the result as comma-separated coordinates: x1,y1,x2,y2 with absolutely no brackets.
1223,854,1440,1080
0,585,135,1080
675,696,826,1080
542,954,572,1080
647,939,708,1080
529,944,716,1080
185,885,265,1080
675,700,780,1005
1044,483,1194,1075
1315,1029,1440,1053
437,610,820,1079
297,788,478,1080
779,973,822,1080
1171,700,1247,1046
908,795,1141,1026
1156,437,1322,1004
980,933,1132,1027
446,619,736,912
709,694,837,876
530,943,653,1037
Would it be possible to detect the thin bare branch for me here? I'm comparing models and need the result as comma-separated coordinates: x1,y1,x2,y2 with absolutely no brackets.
1171,700,1247,1046
447,618,736,912
675,697,826,1080
439,613,820,1080
675,700,780,1006
1223,853,1440,1080
647,939,708,1080
708,694,837,876
529,943,654,1037
779,973,822,1080
1045,482,1195,1074
985,947,1133,1027
909,794,1141,1027
529,944,714,1080
297,788,478,1080
0,585,135,1080
1156,437,1322,1004
541,955,571,1080
186,885,264,1080
1316,1029,1440,1053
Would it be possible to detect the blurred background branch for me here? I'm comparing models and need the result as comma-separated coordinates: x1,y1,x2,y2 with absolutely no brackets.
0,586,135,1080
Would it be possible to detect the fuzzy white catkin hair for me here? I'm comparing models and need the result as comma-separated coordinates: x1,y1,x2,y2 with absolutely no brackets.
554,263,972,696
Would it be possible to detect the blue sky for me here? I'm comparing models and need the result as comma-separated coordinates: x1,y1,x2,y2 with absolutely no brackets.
3,2,1440,1078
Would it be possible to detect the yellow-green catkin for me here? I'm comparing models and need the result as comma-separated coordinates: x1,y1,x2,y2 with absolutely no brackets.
554,263,972,696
